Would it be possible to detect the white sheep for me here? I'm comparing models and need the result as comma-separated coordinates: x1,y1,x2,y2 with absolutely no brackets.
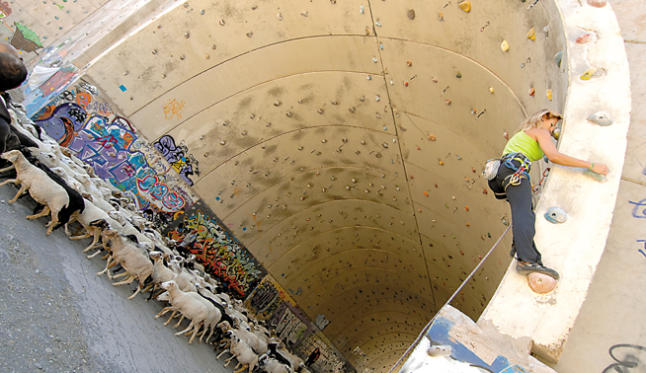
65,198,123,252
259,354,293,373
1,149,73,234
155,280,216,344
98,229,153,299
224,333,259,373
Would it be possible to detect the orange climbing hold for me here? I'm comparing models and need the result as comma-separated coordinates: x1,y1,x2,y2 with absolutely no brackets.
527,272,557,294
464,205,469,212
428,134,437,141
407,60,413,67
424,191,430,197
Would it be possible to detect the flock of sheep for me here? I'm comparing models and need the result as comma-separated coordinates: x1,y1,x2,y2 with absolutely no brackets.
0,100,313,373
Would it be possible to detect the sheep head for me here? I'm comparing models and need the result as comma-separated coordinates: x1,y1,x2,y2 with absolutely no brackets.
160,280,177,291
149,251,163,261
1,150,21,162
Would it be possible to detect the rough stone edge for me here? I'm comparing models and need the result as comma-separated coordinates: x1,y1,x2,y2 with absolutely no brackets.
478,0,631,364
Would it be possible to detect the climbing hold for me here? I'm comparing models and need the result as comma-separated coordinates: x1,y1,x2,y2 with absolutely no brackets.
587,111,613,126
273,100,282,107
407,60,413,67
587,0,607,7
458,0,471,13
500,40,510,52
529,87,535,97
372,57,378,63
580,68,602,80
360,5,365,14
375,21,382,27
554,51,563,68
527,27,536,41
489,87,495,94
527,272,557,294
428,134,437,141
376,95,381,102
439,160,445,166
219,19,226,25
464,205,469,212
404,81,409,87
219,140,226,145
424,191,429,197
544,206,567,224
445,99,452,105
455,72,462,79
546,89,553,101
576,33,593,44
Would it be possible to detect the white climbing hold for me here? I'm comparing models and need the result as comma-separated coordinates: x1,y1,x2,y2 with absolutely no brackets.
544,206,567,224
587,111,613,126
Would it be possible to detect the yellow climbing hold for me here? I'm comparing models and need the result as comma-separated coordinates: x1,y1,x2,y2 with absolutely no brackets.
527,27,536,41
458,0,471,13
580,68,597,80
489,87,495,94
546,89,553,101
500,40,510,52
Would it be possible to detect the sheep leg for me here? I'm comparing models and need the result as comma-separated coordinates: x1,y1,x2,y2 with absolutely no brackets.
112,275,136,285
155,306,174,319
204,325,215,343
224,355,235,367
45,214,59,236
127,284,143,300
234,364,247,373
0,165,14,173
86,248,104,258
173,314,185,328
164,311,178,325
175,320,195,337
0,178,16,187
216,350,228,360
70,232,91,240
97,256,114,276
111,271,130,280
188,322,202,344
26,205,50,220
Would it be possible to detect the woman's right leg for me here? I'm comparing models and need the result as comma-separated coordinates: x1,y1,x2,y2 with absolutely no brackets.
505,177,542,264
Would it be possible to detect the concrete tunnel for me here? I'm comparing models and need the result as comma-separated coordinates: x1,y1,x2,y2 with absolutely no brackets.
10,0,631,371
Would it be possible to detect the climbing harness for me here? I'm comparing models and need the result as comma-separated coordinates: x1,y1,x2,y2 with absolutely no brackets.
387,225,512,373
501,152,531,190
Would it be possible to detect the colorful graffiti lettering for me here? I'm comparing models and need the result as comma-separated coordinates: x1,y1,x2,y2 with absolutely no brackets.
153,135,199,186
167,209,264,297
0,1,11,18
163,98,185,120
34,101,188,213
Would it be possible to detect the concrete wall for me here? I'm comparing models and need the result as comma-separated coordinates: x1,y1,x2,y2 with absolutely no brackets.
11,0,633,371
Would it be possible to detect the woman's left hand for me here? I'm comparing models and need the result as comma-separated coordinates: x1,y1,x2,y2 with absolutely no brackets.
591,162,609,175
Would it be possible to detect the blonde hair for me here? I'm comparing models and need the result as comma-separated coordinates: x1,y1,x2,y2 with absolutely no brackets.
521,109,562,130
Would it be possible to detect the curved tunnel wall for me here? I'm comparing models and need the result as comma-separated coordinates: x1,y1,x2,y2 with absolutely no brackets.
19,0,569,371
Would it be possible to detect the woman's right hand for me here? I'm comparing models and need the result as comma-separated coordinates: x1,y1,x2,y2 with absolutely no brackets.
591,162,609,175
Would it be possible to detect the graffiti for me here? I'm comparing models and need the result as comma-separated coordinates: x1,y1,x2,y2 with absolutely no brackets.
248,278,280,313
637,240,646,260
153,135,199,186
163,98,185,120
33,88,192,214
602,344,646,373
11,22,42,53
0,1,11,18
167,208,264,297
629,199,646,219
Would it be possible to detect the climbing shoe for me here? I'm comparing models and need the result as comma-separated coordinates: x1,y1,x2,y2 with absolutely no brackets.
516,261,560,280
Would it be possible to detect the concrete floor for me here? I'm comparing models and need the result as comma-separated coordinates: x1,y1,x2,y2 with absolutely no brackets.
553,1,646,372
0,186,233,373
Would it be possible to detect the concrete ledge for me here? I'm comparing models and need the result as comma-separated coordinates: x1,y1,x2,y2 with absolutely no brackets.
479,0,632,363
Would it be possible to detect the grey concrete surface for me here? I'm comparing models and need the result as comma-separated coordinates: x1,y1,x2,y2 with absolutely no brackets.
0,185,233,373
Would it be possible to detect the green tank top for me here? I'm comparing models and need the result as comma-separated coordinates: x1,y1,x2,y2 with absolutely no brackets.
502,131,544,161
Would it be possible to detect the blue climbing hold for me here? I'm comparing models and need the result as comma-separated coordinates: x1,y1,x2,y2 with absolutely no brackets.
545,206,567,224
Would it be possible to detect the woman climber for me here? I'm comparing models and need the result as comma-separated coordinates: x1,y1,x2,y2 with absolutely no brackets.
488,109,609,280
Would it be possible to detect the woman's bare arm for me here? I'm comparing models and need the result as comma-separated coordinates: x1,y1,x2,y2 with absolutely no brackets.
529,128,609,175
